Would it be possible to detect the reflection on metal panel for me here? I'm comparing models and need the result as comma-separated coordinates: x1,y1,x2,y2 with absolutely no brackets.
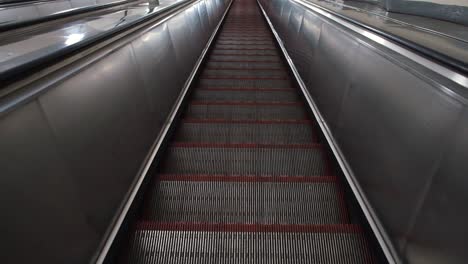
382,0,468,26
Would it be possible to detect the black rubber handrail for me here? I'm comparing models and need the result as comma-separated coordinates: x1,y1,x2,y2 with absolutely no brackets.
0,0,136,32
299,0,468,76
0,0,193,86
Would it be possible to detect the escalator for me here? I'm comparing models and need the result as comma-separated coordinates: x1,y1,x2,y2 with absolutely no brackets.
117,0,378,262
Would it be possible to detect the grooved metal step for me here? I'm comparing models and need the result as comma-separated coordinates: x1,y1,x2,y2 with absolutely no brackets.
144,176,346,224
202,69,286,78
161,144,329,176
212,49,278,56
175,120,316,143
216,40,274,45
198,78,293,89
214,44,275,50
210,54,281,62
192,89,298,102
185,103,308,120
206,61,284,70
127,223,375,264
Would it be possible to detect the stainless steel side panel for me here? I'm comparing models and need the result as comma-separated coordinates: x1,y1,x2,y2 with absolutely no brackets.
197,1,211,38
260,0,468,263
338,43,463,247
131,22,181,129
294,10,321,87
0,101,98,264
167,12,194,77
38,44,153,234
308,22,359,133
184,5,206,60
406,108,468,264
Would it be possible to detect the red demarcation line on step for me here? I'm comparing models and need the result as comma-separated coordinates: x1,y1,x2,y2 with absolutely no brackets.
190,101,303,106
204,67,284,71
209,60,281,63
221,29,267,31
218,37,273,40
220,35,272,38
211,53,279,57
200,76,288,80
182,119,312,124
214,48,276,51
157,174,337,183
196,88,293,92
221,32,269,34
136,222,363,233
171,142,323,149
216,42,274,45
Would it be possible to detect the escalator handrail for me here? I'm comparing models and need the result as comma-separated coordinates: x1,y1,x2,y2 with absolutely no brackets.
0,0,193,87
292,0,468,86
0,0,139,32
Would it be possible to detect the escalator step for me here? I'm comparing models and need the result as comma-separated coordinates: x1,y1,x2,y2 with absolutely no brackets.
198,78,292,89
161,143,329,176
206,61,284,70
127,223,375,264
210,54,281,62
185,102,308,120
175,120,316,143
192,89,298,102
214,44,275,50
212,49,278,56
216,40,274,45
202,69,286,78
144,175,347,224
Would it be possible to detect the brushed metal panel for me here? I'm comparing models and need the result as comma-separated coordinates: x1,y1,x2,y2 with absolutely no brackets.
185,5,205,57
204,0,215,30
272,0,286,26
308,22,359,132
36,0,72,16
283,1,305,81
167,12,193,78
405,108,468,264
0,101,98,264
278,0,292,37
337,44,464,249
70,0,97,8
38,45,152,234
0,6,40,23
197,1,210,39
131,23,182,129
294,10,322,86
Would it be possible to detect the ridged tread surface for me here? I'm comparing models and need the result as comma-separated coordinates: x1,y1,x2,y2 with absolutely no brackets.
128,224,374,264
175,120,316,143
121,0,377,262
144,177,346,224
185,103,308,120
161,144,328,176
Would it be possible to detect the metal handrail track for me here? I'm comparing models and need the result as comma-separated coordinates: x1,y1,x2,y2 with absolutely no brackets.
0,0,136,32
0,0,192,86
